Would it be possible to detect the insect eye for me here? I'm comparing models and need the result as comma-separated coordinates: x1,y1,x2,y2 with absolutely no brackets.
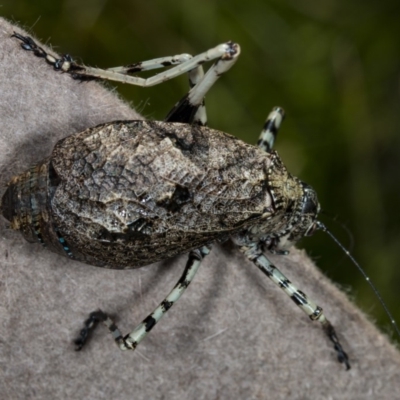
300,182,320,216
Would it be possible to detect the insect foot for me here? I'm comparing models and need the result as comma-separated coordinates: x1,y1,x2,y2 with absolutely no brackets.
9,32,400,371
75,246,210,351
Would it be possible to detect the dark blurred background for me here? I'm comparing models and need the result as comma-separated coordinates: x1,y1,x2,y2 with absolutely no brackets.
3,1,400,339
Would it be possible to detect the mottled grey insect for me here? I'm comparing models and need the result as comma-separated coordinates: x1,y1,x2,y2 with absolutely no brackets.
7,32,393,371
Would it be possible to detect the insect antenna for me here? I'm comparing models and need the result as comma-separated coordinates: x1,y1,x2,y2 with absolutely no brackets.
316,220,400,340
320,210,355,254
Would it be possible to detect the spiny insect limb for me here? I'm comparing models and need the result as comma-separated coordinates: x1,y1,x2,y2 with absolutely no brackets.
12,33,240,89
75,246,210,351
11,33,239,126
11,32,83,74
240,244,351,369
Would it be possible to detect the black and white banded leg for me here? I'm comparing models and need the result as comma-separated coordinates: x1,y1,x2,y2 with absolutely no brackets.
257,107,285,153
185,61,207,126
252,109,350,368
164,41,239,125
241,244,350,370
75,246,210,351
12,33,239,126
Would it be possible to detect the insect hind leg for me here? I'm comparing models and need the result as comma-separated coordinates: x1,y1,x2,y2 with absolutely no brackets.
240,244,351,370
12,31,201,82
11,32,80,73
257,107,285,153
75,246,210,351
12,33,239,126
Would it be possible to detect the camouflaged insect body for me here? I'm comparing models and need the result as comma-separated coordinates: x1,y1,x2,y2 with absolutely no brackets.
2,120,313,269
3,34,358,369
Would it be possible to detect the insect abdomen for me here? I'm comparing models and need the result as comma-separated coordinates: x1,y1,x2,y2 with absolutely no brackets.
1,159,72,256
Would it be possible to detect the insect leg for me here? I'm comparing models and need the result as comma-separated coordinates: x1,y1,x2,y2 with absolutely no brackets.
185,65,207,126
74,246,210,351
257,107,285,153
100,50,209,125
12,33,238,126
165,41,240,125
240,244,351,370
12,32,238,89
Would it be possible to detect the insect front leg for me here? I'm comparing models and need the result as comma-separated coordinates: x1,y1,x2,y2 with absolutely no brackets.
75,246,211,351
257,107,285,153
240,244,351,370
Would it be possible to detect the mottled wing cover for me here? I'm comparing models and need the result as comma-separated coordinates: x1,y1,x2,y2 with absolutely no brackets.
50,121,273,268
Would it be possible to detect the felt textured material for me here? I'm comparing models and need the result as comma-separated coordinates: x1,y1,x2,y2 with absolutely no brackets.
1,18,400,400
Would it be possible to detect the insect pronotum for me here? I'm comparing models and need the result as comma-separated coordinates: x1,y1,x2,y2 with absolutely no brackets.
3,33,400,371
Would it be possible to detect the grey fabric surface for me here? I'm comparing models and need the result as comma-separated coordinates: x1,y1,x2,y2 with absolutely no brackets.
1,18,400,400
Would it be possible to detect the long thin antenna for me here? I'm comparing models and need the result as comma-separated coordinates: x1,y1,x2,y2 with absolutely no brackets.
316,220,400,339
